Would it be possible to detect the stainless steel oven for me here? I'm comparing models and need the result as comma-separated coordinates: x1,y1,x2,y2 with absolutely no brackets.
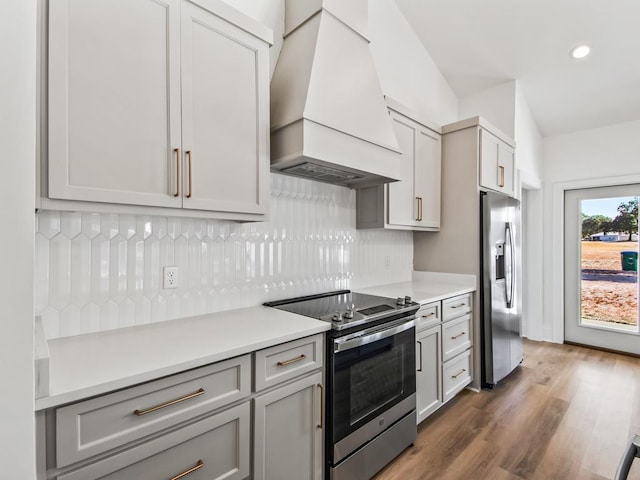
328,316,416,480
264,290,419,480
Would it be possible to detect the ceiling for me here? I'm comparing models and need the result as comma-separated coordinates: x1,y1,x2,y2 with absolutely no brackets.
394,0,640,137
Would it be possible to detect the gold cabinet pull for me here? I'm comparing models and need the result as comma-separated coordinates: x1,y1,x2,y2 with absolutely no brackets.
452,369,467,379
277,353,307,367
317,383,323,429
186,150,193,198
451,331,466,340
170,460,204,480
419,197,423,221
416,340,423,372
450,303,466,309
173,148,180,197
415,197,423,221
133,388,205,416
498,165,505,187
422,312,436,318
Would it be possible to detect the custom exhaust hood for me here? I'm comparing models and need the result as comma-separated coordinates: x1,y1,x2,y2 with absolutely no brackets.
270,0,402,188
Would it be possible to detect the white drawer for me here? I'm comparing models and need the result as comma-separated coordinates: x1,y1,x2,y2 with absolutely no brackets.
416,301,441,331
442,314,472,361
254,334,323,392
56,354,251,468
443,350,472,402
442,293,472,321
58,402,250,480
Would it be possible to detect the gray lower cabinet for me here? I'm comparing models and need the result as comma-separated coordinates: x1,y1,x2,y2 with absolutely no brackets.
41,333,325,480
253,371,324,480
416,325,442,423
58,403,250,480
415,294,474,424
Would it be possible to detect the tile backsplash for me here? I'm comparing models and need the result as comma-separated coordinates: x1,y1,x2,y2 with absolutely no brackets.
35,174,413,339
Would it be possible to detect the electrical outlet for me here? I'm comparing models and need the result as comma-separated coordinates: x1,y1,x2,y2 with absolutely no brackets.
163,266,179,289
385,256,391,270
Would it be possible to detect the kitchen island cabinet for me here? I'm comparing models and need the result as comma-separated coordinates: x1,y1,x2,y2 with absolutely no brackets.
43,0,272,221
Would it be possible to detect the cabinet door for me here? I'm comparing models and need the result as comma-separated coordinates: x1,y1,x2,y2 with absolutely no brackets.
416,325,442,423
387,112,418,227
181,0,269,214
414,127,441,229
498,141,515,197
479,129,515,197
254,372,323,480
48,0,182,208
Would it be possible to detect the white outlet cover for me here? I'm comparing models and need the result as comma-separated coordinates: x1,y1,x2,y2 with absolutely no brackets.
163,266,179,289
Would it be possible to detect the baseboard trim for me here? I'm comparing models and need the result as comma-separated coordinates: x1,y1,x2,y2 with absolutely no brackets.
563,341,640,358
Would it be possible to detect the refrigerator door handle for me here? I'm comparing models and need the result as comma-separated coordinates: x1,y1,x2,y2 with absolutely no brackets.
505,221,515,308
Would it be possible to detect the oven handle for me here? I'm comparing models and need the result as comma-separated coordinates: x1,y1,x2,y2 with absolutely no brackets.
333,318,415,353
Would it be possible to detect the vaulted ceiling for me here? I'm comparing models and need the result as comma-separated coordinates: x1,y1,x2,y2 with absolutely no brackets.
395,0,640,137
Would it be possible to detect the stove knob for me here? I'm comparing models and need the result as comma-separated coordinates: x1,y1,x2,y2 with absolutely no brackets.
332,312,343,322
396,297,405,306
344,305,355,319
404,295,412,304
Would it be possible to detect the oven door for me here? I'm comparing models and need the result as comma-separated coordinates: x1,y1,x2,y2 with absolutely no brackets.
329,318,416,462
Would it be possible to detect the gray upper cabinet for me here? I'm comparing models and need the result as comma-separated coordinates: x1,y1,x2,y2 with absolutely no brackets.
45,0,272,220
356,97,442,231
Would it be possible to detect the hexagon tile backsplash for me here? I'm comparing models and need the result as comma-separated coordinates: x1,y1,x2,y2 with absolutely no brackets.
35,174,413,339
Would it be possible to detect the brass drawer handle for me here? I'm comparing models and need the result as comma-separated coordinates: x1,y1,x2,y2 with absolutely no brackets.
277,353,307,367
498,165,505,187
451,369,467,379
451,331,467,340
186,150,193,198
422,312,436,318
133,388,205,416
450,303,466,309
170,460,204,480
173,148,180,197
317,383,323,429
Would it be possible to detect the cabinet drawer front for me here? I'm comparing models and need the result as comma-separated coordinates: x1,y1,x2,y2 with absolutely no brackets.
442,293,472,321
255,334,323,392
443,350,472,402
442,314,472,361
56,355,251,467
416,302,441,330
59,402,250,480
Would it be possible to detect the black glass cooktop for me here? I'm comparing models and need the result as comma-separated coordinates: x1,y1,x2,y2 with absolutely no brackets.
264,290,419,330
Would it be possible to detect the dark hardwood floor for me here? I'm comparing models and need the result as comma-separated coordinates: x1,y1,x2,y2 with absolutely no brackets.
374,340,640,480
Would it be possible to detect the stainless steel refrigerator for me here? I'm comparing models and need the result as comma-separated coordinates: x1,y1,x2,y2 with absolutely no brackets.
480,191,523,387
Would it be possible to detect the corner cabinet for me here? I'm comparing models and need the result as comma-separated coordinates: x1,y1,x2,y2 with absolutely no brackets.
44,0,272,221
356,98,442,231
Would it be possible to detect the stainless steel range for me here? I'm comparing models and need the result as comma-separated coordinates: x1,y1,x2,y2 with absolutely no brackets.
265,290,419,480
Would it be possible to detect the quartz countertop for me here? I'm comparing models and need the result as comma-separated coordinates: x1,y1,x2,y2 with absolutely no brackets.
35,306,330,410
355,271,476,305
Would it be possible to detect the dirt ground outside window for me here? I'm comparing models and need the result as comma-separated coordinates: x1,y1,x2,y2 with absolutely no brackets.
581,241,638,326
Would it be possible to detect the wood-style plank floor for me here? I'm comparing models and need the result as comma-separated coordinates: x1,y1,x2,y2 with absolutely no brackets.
375,340,640,480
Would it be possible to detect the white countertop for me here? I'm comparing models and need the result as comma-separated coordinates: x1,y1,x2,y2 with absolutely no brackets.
356,271,476,305
35,306,330,410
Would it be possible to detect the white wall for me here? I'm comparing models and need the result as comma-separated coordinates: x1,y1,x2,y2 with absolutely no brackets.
458,80,516,138
542,119,640,342
0,0,36,476
368,0,458,124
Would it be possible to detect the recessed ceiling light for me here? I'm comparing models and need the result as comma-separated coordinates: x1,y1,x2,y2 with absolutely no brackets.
570,45,591,59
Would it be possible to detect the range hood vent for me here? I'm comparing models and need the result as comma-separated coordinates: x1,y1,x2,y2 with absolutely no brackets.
281,162,364,186
270,0,402,189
